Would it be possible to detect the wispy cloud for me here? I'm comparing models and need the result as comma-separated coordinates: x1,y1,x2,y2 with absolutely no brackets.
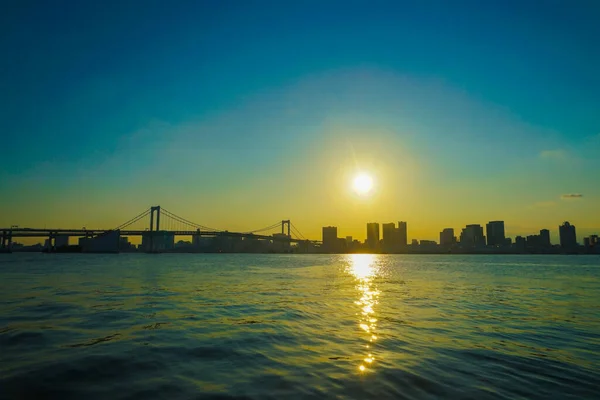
561,194,583,199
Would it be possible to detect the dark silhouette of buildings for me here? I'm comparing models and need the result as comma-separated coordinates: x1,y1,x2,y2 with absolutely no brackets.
559,221,577,249
515,236,526,251
460,224,486,248
583,235,599,253
322,226,338,252
366,223,380,251
382,222,396,252
439,228,455,247
398,221,408,247
486,221,505,246
540,229,551,247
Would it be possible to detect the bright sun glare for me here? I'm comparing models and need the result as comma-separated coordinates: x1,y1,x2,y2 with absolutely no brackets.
353,173,373,195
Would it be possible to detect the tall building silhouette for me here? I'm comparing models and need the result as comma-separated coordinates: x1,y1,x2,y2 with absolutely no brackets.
439,228,455,247
382,222,396,251
539,229,551,247
559,222,577,248
398,221,407,247
322,226,338,252
460,224,486,247
366,223,380,251
486,221,505,246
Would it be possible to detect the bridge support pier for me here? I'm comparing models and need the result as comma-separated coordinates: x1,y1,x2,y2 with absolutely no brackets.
147,206,162,253
193,228,201,248
46,233,55,252
0,231,10,253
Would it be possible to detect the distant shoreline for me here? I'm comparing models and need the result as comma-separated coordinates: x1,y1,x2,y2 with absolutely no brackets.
3,249,598,256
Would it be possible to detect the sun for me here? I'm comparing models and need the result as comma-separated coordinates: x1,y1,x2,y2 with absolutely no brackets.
353,173,373,195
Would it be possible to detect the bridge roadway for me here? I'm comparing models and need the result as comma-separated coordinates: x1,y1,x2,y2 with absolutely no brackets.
1,228,320,244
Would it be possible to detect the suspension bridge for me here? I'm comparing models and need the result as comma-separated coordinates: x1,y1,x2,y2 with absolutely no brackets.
0,206,320,253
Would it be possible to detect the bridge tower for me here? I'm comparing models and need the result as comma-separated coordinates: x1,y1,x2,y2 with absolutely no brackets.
281,220,290,237
147,206,161,253
1,228,14,251
150,206,161,232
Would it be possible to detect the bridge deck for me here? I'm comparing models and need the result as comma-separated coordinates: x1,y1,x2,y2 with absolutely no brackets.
1,228,320,244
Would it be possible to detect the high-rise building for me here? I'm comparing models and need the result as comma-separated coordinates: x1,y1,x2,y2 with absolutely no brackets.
382,223,397,251
322,226,338,252
439,228,455,247
460,224,486,248
366,223,380,251
539,229,551,247
397,221,407,247
559,221,577,249
486,221,505,246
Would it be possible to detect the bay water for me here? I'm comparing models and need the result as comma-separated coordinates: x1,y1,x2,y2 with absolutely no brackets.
1,254,599,399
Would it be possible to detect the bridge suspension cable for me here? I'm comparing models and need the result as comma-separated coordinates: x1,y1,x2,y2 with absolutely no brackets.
291,222,307,240
160,208,222,232
114,208,151,230
243,222,282,234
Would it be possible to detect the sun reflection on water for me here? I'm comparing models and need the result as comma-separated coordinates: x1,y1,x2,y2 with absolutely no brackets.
348,254,380,373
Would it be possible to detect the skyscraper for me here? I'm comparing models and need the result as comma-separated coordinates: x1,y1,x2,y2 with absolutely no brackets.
322,226,338,252
397,221,407,247
559,222,577,249
460,224,486,248
439,228,455,247
366,223,380,251
382,222,397,251
486,221,505,246
539,229,551,247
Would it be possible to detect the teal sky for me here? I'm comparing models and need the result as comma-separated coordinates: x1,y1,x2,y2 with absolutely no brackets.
1,0,599,241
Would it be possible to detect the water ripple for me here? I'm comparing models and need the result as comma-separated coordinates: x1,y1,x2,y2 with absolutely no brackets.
1,253,599,399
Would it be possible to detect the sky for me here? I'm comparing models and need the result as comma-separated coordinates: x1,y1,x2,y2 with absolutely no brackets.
1,0,599,243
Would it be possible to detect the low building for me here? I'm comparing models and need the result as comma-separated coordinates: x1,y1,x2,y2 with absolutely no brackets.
80,230,120,253
141,231,175,252
55,235,69,248
272,233,291,252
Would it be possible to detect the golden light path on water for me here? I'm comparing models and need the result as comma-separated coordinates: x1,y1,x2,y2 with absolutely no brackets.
348,254,380,374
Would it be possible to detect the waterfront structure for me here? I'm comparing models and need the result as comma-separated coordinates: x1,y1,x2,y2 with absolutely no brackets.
559,221,577,249
514,236,526,251
55,235,69,248
322,226,338,252
439,228,455,247
539,229,551,247
366,223,380,251
398,221,407,247
382,222,396,252
486,221,505,246
141,231,175,252
460,224,486,248
80,231,120,253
